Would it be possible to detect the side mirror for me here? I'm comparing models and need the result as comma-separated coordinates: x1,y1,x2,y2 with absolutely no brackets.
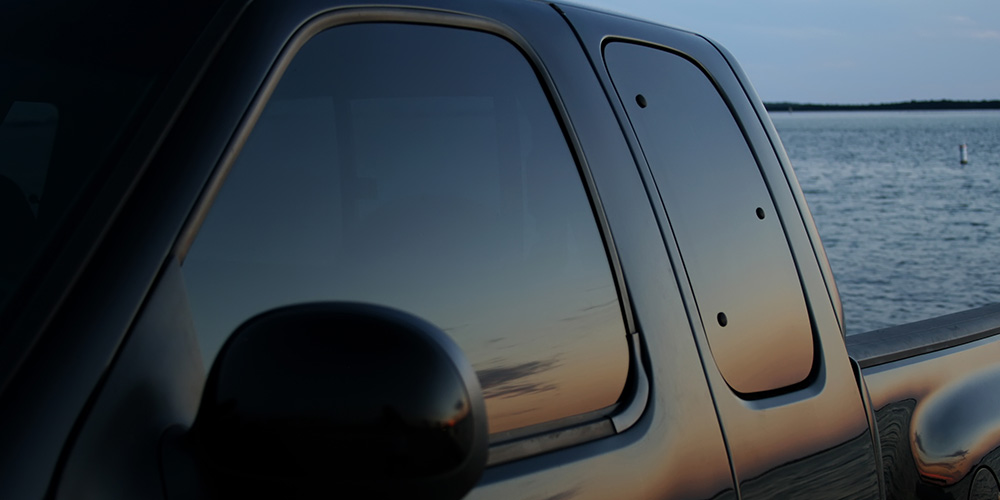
188,302,487,499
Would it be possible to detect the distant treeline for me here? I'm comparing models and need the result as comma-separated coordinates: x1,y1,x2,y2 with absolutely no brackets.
764,99,1000,112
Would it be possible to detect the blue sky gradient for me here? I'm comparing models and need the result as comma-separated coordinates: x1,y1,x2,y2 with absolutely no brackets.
569,0,1000,104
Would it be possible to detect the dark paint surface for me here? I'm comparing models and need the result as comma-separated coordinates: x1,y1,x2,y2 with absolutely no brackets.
0,1,237,497
738,431,880,499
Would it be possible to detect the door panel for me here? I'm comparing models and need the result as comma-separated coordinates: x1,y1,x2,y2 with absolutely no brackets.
52,2,737,498
560,4,882,498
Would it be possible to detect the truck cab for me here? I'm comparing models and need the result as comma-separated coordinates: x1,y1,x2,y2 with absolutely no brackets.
5,0,997,498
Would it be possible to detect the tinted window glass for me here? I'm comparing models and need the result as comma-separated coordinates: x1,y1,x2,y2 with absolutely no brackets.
604,42,813,394
183,23,629,434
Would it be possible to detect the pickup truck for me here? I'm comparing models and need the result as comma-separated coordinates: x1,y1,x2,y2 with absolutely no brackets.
3,0,1000,498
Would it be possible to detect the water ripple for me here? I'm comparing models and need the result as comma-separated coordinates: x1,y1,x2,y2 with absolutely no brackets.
772,110,1000,334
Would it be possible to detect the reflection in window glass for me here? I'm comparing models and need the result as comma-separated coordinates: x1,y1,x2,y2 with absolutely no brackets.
604,42,813,394
183,23,629,434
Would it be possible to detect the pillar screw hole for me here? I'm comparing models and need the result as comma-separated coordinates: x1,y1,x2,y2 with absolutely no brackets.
636,94,647,108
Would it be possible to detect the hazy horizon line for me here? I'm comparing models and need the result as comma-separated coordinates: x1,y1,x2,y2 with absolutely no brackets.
763,99,1000,111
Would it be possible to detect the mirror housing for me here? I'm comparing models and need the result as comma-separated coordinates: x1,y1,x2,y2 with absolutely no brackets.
189,302,487,499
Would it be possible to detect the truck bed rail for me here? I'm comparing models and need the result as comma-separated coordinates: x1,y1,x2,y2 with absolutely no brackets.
847,302,1000,368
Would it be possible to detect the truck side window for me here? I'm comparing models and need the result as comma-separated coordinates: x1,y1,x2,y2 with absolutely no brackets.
604,41,815,395
182,23,629,436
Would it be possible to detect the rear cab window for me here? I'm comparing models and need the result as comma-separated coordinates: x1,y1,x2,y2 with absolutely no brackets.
603,41,815,395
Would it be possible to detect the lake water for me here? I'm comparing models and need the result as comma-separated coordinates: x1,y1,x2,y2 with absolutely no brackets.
770,110,1000,335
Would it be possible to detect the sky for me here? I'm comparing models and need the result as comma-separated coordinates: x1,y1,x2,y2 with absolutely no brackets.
567,0,1000,104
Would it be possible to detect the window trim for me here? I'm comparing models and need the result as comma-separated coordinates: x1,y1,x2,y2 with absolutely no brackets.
174,6,648,464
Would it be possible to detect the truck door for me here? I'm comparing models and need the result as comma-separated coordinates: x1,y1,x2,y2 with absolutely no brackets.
559,5,884,499
47,1,736,499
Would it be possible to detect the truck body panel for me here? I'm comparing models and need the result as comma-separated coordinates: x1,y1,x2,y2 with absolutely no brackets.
0,0,996,498
851,304,1000,498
